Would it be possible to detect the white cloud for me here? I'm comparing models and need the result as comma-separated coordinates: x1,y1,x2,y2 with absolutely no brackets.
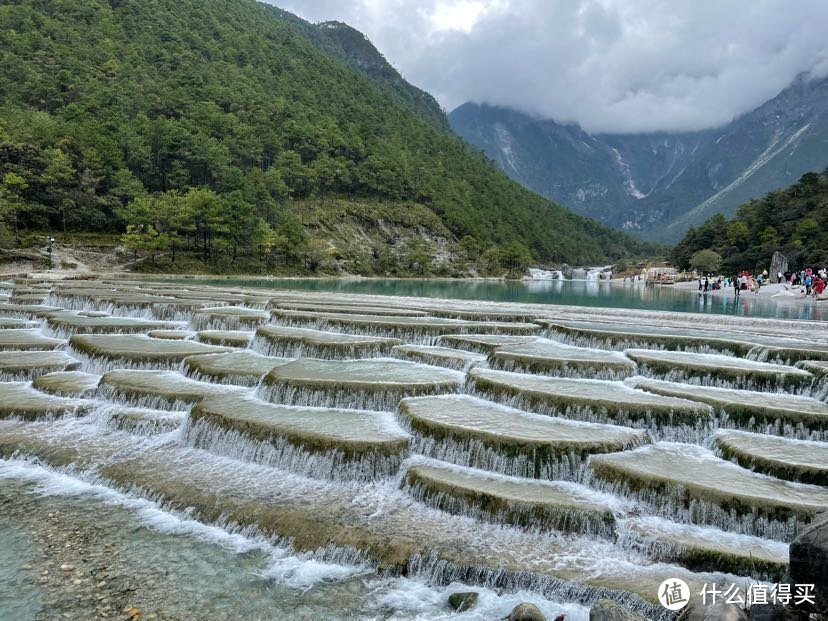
267,0,828,133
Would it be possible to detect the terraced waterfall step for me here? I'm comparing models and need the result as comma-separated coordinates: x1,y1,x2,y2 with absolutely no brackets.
0,350,80,379
273,302,428,317
44,311,174,336
32,371,101,397
194,330,254,347
489,338,636,378
253,325,400,358
259,358,464,410
402,459,619,536
68,334,233,371
146,329,197,340
619,516,789,580
0,329,64,350
190,306,271,330
6,274,822,614
714,430,828,485
188,394,410,479
390,345,486,370
0,318,40,329
98,370,248,409
0,422,705,611
437,334,539,354
0,303,64,318
628,377,828,432
798,361,828,401
424,308,542,322
800,360,828,377
182,350,290,386
89,404,186,435
756,344,828,363
539,320,761,355
468,368,712,429
51,293,181,313
624,349,813,390
589,442,828,537
398,395,649,478
0,382,90,419
270,310,541,342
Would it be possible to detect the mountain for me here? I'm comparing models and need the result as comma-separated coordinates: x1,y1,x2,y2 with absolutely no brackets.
262,9,450,131
671,168,828,273
450,75,828,243
0,0,653,275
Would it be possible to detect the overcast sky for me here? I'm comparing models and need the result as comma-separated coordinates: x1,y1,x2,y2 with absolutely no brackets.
268,0,828,134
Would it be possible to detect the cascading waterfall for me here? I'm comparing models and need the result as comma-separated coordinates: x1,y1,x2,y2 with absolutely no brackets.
255,382,425,413
267,315,449,346
489,357,635,381
543,327,744,356
250,334,396,360
1,275,825,619
401,425,595,482
94,382,199,412
182,416,407,481
85,402,187,436
464,381,720,443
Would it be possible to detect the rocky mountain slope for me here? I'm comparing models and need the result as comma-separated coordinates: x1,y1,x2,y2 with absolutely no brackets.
450,75,828,242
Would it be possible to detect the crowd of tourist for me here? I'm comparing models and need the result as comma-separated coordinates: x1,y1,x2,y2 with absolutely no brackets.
787,267,827,298
696,267,827,300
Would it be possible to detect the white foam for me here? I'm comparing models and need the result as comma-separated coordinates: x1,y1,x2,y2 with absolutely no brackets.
259,549,367,589
0,457,368,587
369,577,589,620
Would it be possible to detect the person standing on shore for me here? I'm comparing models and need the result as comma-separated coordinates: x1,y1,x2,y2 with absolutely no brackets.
733,274,740,297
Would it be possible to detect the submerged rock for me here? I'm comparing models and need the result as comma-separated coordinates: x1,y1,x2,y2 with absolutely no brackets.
507,602,546,621
788,510,828,614
588,599,647,621
447,591,479,611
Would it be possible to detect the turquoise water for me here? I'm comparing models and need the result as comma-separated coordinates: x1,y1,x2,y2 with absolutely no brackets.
0,523,40,621
186,278,827,321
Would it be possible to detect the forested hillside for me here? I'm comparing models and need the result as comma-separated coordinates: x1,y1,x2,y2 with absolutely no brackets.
0,0,653,274
262,8,450,132
672,170,828,273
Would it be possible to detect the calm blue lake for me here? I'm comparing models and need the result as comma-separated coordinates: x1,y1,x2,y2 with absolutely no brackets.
184,278,827,321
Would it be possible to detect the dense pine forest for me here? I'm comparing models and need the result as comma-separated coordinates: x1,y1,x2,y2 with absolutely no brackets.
0,0,654,275
672,169,828,273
